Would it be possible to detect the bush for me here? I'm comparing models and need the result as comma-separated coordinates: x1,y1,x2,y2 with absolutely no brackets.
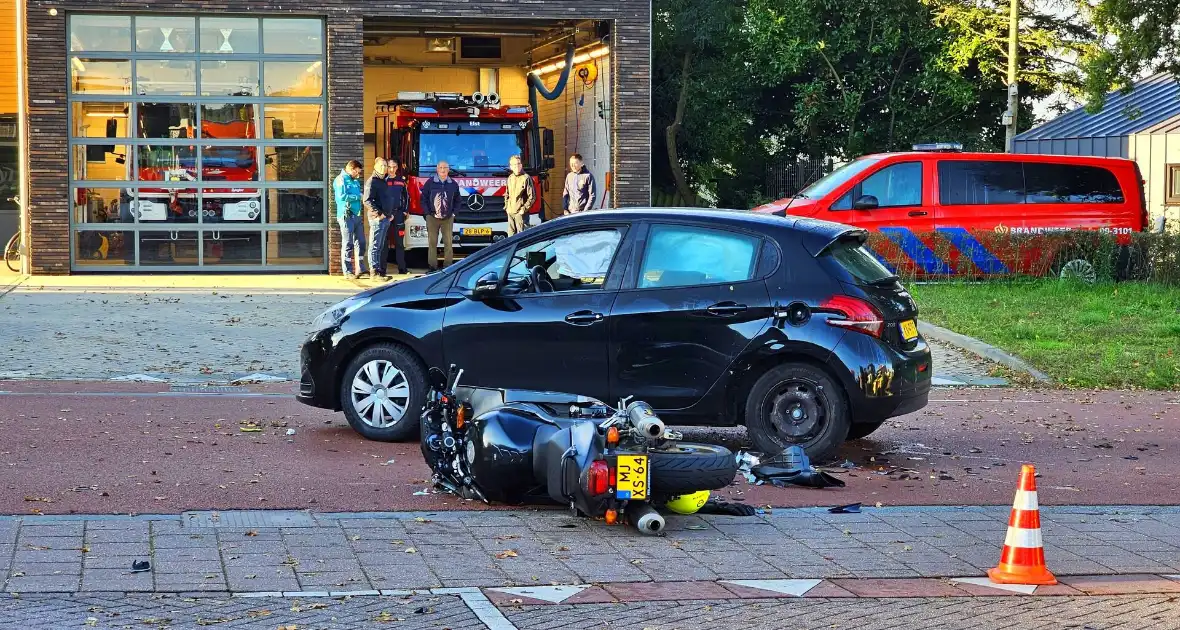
865,229,1180,285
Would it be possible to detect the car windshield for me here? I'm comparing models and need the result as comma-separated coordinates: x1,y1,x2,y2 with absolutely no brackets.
798,156,882,199
419,131,523,174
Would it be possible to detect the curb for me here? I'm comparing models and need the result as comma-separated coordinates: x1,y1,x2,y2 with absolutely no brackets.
920,321,1052,383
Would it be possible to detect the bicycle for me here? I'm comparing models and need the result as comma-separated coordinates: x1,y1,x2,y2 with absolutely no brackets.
5,196,22,272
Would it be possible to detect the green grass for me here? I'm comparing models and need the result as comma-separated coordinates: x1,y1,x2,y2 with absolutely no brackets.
910,280,1180,390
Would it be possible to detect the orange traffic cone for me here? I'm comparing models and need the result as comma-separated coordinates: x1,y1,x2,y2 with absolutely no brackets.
988,464,1057,585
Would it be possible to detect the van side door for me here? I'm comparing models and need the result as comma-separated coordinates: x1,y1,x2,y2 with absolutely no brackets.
828,160,939,275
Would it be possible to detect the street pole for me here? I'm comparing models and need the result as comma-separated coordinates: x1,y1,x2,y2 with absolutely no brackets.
1004,0,1019,153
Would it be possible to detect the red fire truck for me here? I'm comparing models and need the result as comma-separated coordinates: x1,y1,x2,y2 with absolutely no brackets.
373,92,554,252
129,103,262,223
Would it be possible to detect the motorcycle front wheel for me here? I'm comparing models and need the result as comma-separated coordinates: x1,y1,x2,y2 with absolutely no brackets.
649,443,738,495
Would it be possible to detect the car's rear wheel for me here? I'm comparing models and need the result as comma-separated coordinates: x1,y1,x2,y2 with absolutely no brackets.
340,343,426,441
649,443,737,495
745,363,850,462
846,420,886,441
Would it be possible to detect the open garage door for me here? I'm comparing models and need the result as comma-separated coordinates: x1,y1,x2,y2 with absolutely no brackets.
363,18,613,255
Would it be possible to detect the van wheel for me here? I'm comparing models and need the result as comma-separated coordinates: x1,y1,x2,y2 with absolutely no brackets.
1059,259,1096,284
340,343,426,442
846,420,885,441
745,363,849,462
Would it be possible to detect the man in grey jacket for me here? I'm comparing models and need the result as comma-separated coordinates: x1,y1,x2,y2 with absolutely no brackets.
562,154,596,214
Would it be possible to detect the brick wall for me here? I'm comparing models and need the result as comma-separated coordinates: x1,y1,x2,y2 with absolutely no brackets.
23,0,651,274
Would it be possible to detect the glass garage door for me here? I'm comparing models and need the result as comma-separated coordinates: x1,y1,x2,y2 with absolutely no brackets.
67,14,327,271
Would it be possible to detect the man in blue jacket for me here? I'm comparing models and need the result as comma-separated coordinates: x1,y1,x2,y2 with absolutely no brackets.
363,157,409,280
333,160,367,278
418,161,461,270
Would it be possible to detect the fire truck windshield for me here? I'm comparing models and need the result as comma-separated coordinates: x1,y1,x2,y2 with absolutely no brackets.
418,131,523,174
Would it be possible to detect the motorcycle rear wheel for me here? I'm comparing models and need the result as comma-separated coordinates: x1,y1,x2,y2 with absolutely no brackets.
649,443,738,495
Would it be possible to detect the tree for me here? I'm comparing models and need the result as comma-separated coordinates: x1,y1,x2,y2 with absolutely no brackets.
1083,0,1180,107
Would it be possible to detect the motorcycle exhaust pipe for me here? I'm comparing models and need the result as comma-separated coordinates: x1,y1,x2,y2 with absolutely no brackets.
626,502,665,536
626,401,665,441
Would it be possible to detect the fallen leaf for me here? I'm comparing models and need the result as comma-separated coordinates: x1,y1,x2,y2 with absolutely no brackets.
374,611,401,623
245,530,258,537
23,496,52,503
494,550,519,559
495,535,519,541
246,610,271,618
404,547,418,554
413,517,432,523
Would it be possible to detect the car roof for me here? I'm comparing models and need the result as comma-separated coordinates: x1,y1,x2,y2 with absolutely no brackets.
568,207,863,253
860,150,1137,167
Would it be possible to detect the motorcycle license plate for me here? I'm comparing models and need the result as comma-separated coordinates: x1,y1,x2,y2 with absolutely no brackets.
615,455,649,501
462,227,493,237
900,319,919,342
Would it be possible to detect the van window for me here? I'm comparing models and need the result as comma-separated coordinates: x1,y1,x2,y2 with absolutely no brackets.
938,161,1024,205
1025,163,1125,204
797,156,881,199
832,162,922,209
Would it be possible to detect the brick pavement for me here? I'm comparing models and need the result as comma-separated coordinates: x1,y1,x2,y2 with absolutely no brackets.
2,506,1179,596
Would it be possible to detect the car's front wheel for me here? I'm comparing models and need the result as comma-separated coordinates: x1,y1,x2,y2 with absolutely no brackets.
745,363,850,462
340,343,426,441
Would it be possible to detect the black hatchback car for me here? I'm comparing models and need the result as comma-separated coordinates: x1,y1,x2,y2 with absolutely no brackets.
298,209,931,460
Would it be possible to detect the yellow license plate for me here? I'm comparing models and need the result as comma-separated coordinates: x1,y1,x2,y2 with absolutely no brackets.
900,319,919,341
615,455,648,501
461,227,493,237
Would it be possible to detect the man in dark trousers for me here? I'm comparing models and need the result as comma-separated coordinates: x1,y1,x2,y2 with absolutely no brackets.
562,153,597,214
363,157,409,279
418,161,461,270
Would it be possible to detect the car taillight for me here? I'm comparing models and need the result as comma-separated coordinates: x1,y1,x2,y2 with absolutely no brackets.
818,296,884,338
586,460,610,496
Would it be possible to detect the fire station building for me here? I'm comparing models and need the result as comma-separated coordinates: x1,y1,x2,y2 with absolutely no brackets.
6,0,651,274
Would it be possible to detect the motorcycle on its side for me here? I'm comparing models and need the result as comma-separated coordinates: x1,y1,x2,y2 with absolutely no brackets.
419,365,739,534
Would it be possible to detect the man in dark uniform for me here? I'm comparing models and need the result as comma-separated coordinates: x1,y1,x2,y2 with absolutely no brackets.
363,157,410,278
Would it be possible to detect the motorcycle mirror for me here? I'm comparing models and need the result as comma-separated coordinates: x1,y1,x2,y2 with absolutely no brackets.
428,367,447,389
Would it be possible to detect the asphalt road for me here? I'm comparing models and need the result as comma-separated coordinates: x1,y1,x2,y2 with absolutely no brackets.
1,382,1176,515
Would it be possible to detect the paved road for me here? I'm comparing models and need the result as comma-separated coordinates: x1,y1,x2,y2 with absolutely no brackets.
0,384,1175,514
0,283,997,383
2,592,1178,630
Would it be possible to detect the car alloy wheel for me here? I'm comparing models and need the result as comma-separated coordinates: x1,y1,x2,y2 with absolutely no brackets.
350,359,411,428
765,379,829,444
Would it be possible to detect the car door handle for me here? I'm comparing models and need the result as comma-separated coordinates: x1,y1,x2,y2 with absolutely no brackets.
705,302,748,316
908,210,928,217
564,310,604,325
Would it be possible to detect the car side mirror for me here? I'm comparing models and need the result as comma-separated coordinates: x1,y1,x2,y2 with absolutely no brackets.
470,272,501,299
853,195,879,210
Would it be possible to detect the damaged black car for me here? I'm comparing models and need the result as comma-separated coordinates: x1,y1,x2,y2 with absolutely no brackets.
298,208,932,462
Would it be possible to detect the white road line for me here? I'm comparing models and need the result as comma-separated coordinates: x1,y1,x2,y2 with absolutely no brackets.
432,588,518,630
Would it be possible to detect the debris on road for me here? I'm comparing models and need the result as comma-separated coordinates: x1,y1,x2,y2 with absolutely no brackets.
829,503,862,514
131,560,150,573
750,446,846,489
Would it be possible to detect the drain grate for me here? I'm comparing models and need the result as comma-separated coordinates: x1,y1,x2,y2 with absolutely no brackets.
170,385,248,394
182,510,316,528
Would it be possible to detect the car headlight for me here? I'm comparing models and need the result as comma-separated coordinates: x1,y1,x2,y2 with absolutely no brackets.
310,296,371,333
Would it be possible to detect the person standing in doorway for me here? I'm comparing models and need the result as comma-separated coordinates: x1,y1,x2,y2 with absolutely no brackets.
333,159,367,278
386,158,409,275
418,160,460,270
363,157,409,280
562,154,597,215
504,154,535,236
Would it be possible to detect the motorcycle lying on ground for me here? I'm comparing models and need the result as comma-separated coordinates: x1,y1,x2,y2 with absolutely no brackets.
419,365,740,534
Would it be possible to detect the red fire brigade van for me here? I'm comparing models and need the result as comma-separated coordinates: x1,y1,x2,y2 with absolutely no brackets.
753,145,1150,277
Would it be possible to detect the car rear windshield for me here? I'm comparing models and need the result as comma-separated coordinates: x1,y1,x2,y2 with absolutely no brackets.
823,238,895,284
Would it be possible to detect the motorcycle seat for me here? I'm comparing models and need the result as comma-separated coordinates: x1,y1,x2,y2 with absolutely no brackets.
457,386,604,420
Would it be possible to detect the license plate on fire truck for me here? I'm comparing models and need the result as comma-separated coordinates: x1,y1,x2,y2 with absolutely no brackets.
615,455,649,501
461,227,493,237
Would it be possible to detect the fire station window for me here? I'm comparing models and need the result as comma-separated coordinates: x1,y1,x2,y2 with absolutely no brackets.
201,104,256,140
200,18,260,55
1024,163,1124,204
70,16,132,52
202,146,259,181
135,59,197,96
1167,164,1180,205
831,162,922,210
135,16,196,54
262,19,324,55
264,146,325,182
263,105,324,139
200,61,260,97
136,145,196,180
70,59,132,95
264,62,323,97
138,103,197,139
72,103,131,138
71,145,131,181
938,161,1025,205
